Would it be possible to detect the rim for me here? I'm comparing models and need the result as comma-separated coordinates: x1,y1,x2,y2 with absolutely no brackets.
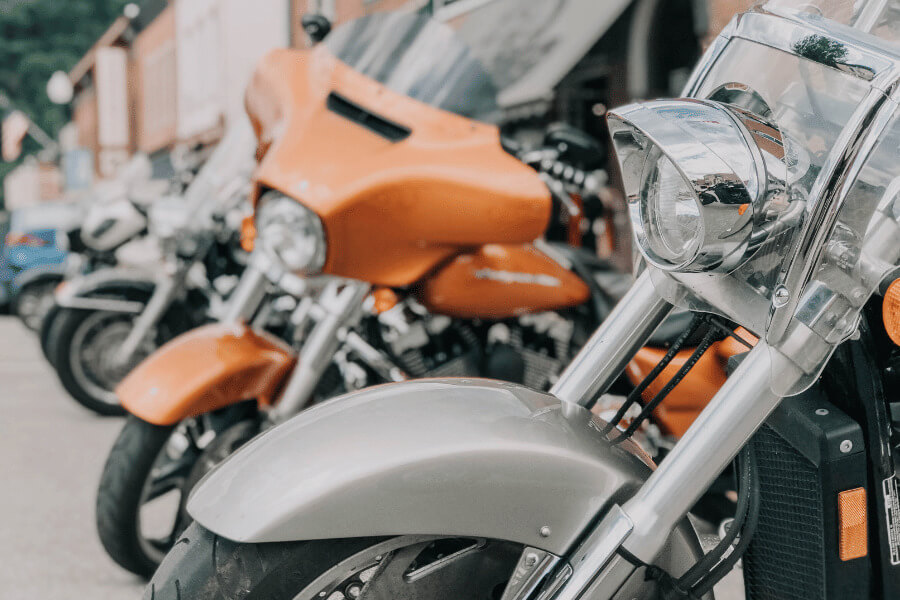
293,536,520,600
18,285,55,331
68,311,154,406
136,418,258,564
135,420,206,564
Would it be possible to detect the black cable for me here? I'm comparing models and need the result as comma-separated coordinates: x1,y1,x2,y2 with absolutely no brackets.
691,446,760,598
676,446,752,590
610,327,718,444
601,314,706,436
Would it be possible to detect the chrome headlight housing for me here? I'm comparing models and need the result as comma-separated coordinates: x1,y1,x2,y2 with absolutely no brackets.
255,191,326,275
608,98,788,273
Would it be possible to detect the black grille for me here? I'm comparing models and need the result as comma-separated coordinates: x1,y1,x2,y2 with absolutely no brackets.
744,424,826,600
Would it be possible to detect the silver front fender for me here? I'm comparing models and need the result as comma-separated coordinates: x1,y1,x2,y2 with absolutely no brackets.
188,379,700,559
55,267,160,313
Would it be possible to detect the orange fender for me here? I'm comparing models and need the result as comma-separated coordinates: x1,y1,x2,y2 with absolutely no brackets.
117,323,296,426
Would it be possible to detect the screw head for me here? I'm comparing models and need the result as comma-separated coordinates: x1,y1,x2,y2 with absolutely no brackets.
539,526,552,538
773,286,790,307
840,440,853,453
524,553,538,568
815,408,829,416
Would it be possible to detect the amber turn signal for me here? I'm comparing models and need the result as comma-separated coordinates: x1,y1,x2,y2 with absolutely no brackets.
240,215,257,253
838,487,867,561
883,279,900,345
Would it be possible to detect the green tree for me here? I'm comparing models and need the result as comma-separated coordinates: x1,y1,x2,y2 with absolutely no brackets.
0,0,130,207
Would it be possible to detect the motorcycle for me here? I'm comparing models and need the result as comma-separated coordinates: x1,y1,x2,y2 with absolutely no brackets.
94,9,744,579
48,126,254,415
147,2,900,599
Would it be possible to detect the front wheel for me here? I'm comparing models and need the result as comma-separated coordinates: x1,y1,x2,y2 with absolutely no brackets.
98,414,259,578
147,523,522,600
49,308,157,415
14,279,59,331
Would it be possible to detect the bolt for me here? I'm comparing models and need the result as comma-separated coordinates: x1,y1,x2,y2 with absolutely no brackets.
540,526,552,538
815,408,829,416
840,440,853,453
773,286,790,307
524,553,539,568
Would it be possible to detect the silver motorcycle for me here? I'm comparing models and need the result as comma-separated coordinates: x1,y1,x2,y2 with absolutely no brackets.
149,2,900,599
48,125,255,415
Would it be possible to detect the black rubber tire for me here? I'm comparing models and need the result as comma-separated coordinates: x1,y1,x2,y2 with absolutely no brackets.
145,523,380,599
97,416,177,578
49,308,129,416
40,303,63,366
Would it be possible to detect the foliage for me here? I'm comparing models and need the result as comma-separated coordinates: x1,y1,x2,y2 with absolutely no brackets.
0,0,130,206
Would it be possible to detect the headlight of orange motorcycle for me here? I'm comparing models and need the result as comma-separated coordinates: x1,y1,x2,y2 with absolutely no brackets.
255,191,326,275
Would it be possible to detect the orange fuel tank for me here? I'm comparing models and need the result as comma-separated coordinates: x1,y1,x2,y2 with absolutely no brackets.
245,48,552,288
418,244,590,319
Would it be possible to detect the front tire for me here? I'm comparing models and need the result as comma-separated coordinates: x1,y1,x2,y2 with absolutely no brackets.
146,524,520,600
97,417,176,577
98,414,259,578
50,308,156,415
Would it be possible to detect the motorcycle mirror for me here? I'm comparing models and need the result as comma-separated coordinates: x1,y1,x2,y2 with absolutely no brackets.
302,13,332,44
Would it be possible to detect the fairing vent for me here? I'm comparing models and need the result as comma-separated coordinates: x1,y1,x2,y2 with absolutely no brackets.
327,92,411,142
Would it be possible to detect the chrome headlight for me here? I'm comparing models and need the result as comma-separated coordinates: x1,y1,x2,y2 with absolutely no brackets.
609,98,787,273
255,191,326,274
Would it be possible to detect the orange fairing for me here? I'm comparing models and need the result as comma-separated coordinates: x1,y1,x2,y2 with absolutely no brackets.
626,329,757,437
245,48,552,287
419,244,590,319
117,323,296,426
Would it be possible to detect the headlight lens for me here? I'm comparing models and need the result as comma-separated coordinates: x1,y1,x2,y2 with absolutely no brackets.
255,192,326,274
643,155,703,265
610,99,789,273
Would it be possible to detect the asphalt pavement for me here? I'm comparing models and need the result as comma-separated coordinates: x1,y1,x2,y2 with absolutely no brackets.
0,314,743,599
0,317,145,599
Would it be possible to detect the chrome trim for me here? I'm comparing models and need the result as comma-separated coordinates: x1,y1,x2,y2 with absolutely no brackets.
501,548,561,600
608,98,788,273
269,280,370,421
55,296,146,314
768,84,900,342
549,505,634,600
550,270,674,406
222,258,270,323
117,270,182,364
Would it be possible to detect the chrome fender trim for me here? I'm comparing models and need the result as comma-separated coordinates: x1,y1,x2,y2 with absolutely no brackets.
188,379,700,560
54,267,159,313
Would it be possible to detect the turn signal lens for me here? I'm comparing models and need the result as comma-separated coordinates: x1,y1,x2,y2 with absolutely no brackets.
241,215,256,253
838,487,867,561
884,279,900,345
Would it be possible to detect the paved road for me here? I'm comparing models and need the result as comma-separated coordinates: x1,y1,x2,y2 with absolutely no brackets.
0,315,743,599
0,317,145,599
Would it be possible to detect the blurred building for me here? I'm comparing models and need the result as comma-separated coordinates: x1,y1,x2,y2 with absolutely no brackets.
3,159,63,211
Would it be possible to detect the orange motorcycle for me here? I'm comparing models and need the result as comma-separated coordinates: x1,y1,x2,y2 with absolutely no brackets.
94,11,741,578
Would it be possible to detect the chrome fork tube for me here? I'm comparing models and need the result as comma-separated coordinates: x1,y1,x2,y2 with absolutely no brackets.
269,281,370,422
222,258,269,323
550,271,673,406
553,344,803,600
117,269,181,364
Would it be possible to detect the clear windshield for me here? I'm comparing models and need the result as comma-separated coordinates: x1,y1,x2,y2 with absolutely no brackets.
324,12,500,122
767,0,900,43
648,7,900,394
180,118,255,228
